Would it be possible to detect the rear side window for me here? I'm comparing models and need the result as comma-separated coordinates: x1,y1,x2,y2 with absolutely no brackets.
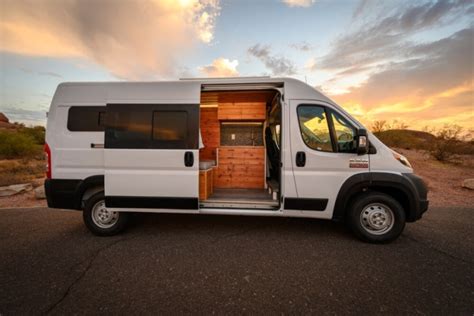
105,104,198,149
297,105,333,152
67,106,106,132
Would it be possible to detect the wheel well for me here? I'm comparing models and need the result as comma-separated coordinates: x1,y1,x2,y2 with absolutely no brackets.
345,186,411,220
80,185,104,209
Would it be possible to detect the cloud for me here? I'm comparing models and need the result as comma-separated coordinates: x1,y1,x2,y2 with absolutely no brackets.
199,58,239,77
331,27,474,130
0,0,221,79
319,0,473,72
20,67,63,79
352,0,372,18
304,58,316,71
290,41,313,51
248,44,297,76
282,0,315,8
2,107,47,126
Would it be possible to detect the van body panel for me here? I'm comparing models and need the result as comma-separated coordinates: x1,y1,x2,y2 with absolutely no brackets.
48,105,105,180
367,134,413,173
104,149,199,198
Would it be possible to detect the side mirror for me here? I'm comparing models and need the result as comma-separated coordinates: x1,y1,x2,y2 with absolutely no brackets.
356,128,369,155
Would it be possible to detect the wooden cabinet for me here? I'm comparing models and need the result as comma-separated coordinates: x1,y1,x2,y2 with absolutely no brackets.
215,147,265,189
218,102,266,120
199,168,213,200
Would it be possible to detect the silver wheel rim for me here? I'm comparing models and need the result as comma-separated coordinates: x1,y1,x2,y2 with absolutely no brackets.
91,200,119,229
360,203,394,235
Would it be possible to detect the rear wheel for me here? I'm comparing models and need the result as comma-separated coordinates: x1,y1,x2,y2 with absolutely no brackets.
348,193,405,243
83,192,129,236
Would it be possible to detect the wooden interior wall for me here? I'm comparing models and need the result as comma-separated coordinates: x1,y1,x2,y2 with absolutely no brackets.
216,147,265,189
200,91,274,190
218,102,265,120
200,108,219,161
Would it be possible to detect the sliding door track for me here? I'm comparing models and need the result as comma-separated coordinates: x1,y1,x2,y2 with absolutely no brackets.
200,199,279,210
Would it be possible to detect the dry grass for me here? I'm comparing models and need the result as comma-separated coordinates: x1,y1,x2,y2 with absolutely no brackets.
0,159,45,187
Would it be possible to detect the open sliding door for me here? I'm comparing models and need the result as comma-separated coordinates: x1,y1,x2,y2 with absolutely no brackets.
104,83,200,212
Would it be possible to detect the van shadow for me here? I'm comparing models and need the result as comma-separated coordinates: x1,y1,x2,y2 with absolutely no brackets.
125,212,354,242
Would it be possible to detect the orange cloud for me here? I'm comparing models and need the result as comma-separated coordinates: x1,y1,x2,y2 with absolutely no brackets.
199,58,239,77
333,83,473,131
0,0,220,79
326,27,474,132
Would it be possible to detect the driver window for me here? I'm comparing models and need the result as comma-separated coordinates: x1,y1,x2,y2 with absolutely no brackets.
330,110,356,153
297,106,333,152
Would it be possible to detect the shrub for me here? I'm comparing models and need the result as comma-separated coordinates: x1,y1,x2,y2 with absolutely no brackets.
20,126,45,145
371,119,409,133
429,124,471,162
0,131,40,159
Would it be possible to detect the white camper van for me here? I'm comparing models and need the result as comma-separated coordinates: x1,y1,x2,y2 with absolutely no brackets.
44,77,428,243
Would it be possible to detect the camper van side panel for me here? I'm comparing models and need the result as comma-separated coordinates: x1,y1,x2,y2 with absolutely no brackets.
46,84,107,180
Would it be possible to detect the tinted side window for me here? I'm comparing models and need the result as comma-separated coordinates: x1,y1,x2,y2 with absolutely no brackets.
107,108,152,148
105,104,198,149
330,110,357,153
67,106,106,132
153,111,187,141
297,105,333,152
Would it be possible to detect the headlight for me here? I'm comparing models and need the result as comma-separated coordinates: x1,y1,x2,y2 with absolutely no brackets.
392,151,412,168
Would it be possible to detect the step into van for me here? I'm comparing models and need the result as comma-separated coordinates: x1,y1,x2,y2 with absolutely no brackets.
44,77,428,243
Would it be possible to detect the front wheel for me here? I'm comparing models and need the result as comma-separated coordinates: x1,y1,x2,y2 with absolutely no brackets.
83,192,129,236
348,193,406,243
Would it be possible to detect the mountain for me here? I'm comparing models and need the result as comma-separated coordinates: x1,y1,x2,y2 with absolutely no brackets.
0,113,17,129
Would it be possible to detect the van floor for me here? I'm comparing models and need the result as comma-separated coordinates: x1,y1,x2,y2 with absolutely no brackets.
200,188,279,209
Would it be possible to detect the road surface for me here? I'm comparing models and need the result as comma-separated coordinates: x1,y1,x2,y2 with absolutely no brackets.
0,206,472,314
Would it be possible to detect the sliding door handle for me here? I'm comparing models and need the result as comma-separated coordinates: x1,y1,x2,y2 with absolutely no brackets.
184,151,194,167
296,151,306,167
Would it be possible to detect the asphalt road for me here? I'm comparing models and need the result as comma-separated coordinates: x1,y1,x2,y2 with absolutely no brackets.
0,206,472,315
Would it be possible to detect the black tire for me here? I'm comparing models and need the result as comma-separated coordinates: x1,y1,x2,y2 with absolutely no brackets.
83,191,129,236
348,192,406,243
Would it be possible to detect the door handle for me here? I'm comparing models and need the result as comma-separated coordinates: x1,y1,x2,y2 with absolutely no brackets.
184,151,194,167
296,151,306,167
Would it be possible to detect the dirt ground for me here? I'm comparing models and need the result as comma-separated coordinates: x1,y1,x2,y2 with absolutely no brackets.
0,159,44,187
0,149,472,209
395,148,474,207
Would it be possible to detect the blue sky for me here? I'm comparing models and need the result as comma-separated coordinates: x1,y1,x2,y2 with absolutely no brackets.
0,0,473,130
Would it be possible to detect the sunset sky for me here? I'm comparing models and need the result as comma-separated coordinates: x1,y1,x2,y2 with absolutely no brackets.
0,0,473,131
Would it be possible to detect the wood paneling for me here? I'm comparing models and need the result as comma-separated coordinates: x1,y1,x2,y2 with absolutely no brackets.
201,91,275,105
218,102,266,120
215,147,265,189
217,91,275,103
200,91,271,190
199,168,213,200
200,108,219,160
